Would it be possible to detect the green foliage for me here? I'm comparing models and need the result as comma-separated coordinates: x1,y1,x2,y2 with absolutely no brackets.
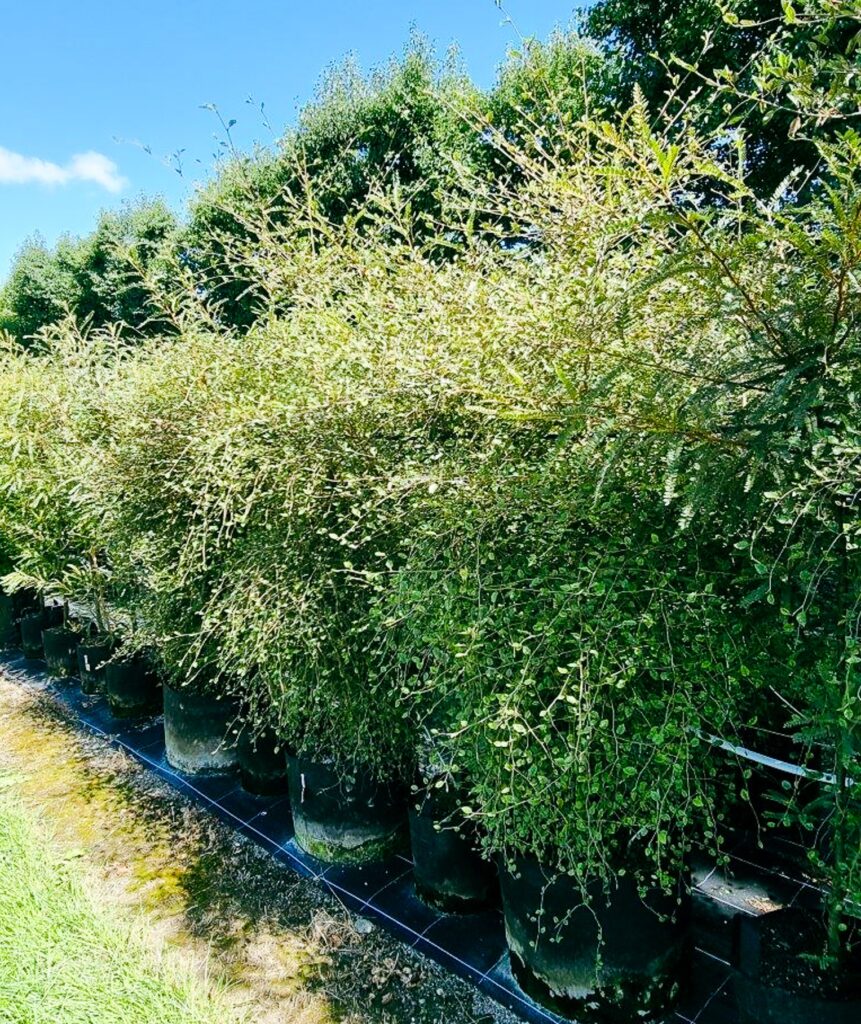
0,324,133,634
382,457,754,888
0,239,81,344
0,200,177,347
586,0,859,192
181,38,481,328
480,31,622,185
180,32,622,329
0,9,858,972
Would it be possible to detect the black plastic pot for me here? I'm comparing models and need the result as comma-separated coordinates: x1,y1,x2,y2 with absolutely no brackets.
237,724,288,795
42,603,64,629
163,685,239,774
0,593,16,648
409,784,497,913
77,641,116,695
287,754,407,864
10,593,53,656
42,625,79,678
19,611,46,659
499,852,690,1022
104,657,161,718
12,587,40,619
732,908,861,1024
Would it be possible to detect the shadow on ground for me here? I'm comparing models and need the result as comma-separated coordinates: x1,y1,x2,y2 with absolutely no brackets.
0,673,507,1024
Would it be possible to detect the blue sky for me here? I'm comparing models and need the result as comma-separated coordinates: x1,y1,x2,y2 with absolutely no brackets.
0,1,589,281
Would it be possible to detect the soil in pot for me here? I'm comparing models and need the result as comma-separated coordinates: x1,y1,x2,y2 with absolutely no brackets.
409,783,497,913
77,640,116,695
42,625,80,678
163,685,239,775
287,754,407,865
733,907,861,1024
105,657,162,718
499,851,690,1023
237,724,288,796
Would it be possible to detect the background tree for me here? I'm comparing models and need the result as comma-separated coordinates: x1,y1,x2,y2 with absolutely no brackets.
0,237,81,344
0,199,177,347
181,38,481,328
586,0,857,192
479,30,622,187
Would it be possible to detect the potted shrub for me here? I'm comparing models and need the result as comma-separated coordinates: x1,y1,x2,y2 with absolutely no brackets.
206,528,412,864
582,67,861,1018
162,674,239,775
0,334,108,663
407,728,497,914
269,569,410,864
409,774,498,915
120,590,241,774
0,557,20,648
437,19,861,1013
103,630,162,718
59,553,124,694
0,590,15,649
0,578,40,650
286,752,407,864
41,600,80,678
387,460,752,1019
18,607,47,659
4,557,117,682
236,701,289,796
128,375,418,860
728,554,861,1023
0,550,21,647
16,598,63,661
77,624,119,695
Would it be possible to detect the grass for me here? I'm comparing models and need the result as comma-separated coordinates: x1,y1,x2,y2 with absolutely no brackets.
0,779,234,1024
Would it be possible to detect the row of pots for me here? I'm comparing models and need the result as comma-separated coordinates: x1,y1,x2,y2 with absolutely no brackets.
1,593,855,1023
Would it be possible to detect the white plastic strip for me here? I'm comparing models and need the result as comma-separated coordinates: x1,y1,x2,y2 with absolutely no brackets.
703,732,856,788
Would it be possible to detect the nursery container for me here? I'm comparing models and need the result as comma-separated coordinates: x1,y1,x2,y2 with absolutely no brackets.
288,754,407,864
0,593,16,648
237,724,288,795
499,852,690,1022
408,784,497,913
732,908,861,1024
19,605,63,659
724,733,831,875
105,657,161,718
19,611,46,659
76,640,116,695
42,625,79,678
163,685,239,774
12,588,40,619
42,603,64,629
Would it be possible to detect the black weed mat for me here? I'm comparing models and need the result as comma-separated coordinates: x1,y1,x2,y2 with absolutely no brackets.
2,650,822,1024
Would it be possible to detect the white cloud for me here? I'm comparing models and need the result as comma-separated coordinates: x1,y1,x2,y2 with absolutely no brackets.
0,146,127,192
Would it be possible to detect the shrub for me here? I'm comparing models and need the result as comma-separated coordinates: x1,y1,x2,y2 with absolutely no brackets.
0,324,115,618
